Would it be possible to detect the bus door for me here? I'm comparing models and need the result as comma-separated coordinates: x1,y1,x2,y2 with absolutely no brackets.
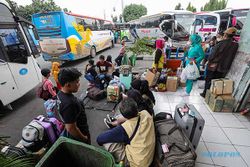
0,24,41,97
0,49,19,106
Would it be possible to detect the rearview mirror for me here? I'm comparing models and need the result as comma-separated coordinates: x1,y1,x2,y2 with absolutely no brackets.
160,20,175,38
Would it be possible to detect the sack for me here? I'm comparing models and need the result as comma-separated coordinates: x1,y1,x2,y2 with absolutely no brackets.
121,54,129,65
1,145,27,157
119,65,132,76
107,84,121,102
21,118,46,152
184,63,200,80
36,81,51,100
87,86,106,100
155,113,197,167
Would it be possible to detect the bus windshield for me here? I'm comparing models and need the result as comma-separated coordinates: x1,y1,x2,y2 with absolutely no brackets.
232,9,249,24
175,14,195,32
194,15,218,26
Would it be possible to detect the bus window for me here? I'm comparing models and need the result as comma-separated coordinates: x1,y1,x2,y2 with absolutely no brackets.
21,23,40,57
194,15,217,26
0,28,28,64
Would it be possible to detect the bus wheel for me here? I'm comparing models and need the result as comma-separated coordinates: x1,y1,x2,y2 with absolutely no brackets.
110,40,114,48
90,47,96,58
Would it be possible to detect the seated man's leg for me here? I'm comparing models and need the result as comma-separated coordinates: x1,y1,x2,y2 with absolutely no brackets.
103,143,127,164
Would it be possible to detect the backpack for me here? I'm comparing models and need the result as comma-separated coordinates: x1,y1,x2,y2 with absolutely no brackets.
87,86,106,100
20,119,46,152
36,80,51,100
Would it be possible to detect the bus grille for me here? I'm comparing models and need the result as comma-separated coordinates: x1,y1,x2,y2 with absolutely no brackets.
37,27,62,38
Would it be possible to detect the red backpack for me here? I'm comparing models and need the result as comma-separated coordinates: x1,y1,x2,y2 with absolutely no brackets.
36,80,51,100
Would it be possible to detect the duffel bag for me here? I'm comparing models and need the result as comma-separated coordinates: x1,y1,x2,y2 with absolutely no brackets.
155,112,197,167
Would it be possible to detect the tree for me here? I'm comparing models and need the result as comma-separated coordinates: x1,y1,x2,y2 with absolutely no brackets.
175,3,182,10
123,4,147,22
201,0,228,11
186,2,197,12
6,0,64,21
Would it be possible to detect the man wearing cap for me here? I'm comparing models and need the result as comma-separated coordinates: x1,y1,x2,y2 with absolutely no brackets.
97,98,155,167
200,27,239,97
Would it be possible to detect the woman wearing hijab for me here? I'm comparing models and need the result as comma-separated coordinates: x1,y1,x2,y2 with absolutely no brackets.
152,39,166,72
184,34,204,96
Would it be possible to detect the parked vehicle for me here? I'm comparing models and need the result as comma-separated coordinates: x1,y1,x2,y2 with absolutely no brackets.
32,11,114,62
0,0,42,110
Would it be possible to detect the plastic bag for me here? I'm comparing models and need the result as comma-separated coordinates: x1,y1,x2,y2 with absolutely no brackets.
121,54,129,65
180,69,188,83
184,63,200,80
129,54,137,66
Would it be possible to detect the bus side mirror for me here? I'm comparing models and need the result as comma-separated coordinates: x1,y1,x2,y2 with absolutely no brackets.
160,20,175,38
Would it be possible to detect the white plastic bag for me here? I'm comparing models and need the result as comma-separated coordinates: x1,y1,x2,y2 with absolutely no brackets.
180,68,188,83
183,63,200,80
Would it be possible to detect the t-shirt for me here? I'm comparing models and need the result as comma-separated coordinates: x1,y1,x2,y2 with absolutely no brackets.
96,61,112,73
57,91,89,135
86,64,97,77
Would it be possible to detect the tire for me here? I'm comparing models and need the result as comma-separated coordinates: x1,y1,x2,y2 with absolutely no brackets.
110,40,114,48
0,101,4,114
90,46,96,58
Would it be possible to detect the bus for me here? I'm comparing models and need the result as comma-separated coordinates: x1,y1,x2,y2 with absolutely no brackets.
114,23,131,41
0,0,42,110
32,11,114,62
128,10,195,46
191,8,249,39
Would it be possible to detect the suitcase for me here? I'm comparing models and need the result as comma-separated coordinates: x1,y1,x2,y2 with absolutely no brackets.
119,73,132,90
155,112,197,167
107,84,121,102
34,116,62,144
174,104,205,150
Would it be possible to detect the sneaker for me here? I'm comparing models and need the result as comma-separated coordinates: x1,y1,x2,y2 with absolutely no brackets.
104,118,115,129
200,93,205,98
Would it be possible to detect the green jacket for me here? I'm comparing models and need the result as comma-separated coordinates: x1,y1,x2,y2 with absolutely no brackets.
186,34,204,68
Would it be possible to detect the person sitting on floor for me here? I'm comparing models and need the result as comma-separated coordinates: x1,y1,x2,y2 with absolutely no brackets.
131,79,155,109
97,98,155,167
104,89,153,128
96,55,113,89
84,59,97,85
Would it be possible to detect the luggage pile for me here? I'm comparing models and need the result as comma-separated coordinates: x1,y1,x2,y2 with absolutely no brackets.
154,108,202,167
205,78,235,112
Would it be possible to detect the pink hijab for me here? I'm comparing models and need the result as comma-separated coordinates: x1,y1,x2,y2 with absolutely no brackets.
155,39,165,49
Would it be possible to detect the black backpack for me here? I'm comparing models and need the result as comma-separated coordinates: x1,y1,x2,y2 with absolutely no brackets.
87,86,106,100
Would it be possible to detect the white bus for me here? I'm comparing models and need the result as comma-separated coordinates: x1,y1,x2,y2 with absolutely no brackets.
0,1,42,110
191,8,249,39
129,11,195,44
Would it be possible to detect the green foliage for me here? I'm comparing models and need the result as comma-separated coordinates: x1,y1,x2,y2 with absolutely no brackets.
123,4,147,22
175,3,182,10
6,0,64,21
186,2,197,12
201,0,228,11
0,154,35,167
127,37,155,55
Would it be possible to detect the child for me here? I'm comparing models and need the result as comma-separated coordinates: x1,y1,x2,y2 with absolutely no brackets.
58,68,90,144
52,62,61,90
41,68,57,100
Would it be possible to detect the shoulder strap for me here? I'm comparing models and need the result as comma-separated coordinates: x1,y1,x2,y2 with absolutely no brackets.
129,115,141,142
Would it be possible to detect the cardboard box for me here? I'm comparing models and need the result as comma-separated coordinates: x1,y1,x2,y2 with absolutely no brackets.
167,76,178,92
209,94,235,112
210,79,233,95
145,70,160,87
